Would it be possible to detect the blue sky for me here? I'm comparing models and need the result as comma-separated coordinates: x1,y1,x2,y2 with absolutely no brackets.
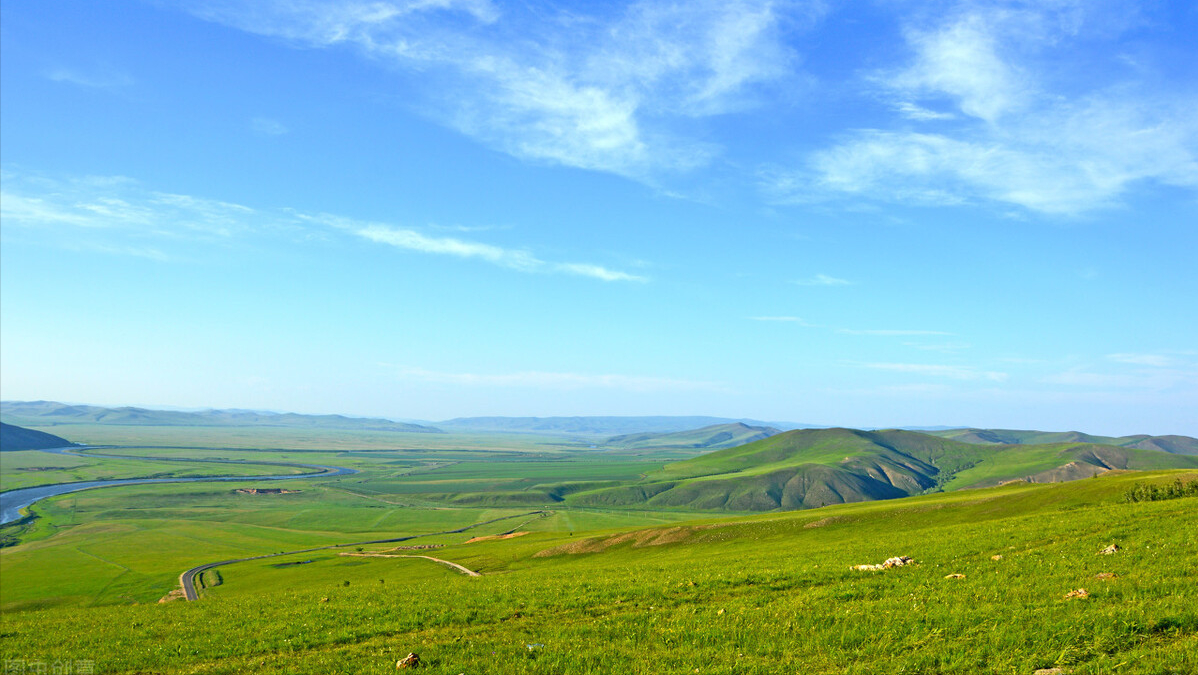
2,0,1196,435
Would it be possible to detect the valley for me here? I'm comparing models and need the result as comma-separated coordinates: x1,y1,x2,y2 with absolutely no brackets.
1,406,1196,673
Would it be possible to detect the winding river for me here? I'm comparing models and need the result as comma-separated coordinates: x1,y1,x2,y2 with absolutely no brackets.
0,447,357,526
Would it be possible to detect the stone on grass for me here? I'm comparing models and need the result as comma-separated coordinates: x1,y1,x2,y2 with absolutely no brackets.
1064,588,1089,600
851,556,914,571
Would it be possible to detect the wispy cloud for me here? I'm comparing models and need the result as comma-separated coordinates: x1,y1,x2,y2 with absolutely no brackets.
840,328,953,336
749,316,812,324
179,0,806,180
904,341,971,353
1,174,255,238
321,218,646,282
44,66,134,89
858,362,1008,382
1106,353,1175,368
251,117,289,135
769,4,1198,215
792,273,850,286
892,101,955,121
353,223,541,271
390,365,720,392
3,170,644,281
1041,368,1197,390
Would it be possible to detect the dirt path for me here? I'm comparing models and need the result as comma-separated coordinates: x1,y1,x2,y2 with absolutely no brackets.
177,510,545,600
338,552,481,576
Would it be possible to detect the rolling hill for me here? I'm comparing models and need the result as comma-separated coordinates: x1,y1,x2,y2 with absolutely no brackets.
930,428,1198,455
0,422,76,451
601,422,780,452
0,400,443,433
567,427,1198,511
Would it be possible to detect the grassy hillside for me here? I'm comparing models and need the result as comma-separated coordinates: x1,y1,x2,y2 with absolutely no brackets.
0,400,442,433
2,470,1195,674
0,422,74,451
601,423,780,452
568,428,1198,511
931,428,1198,455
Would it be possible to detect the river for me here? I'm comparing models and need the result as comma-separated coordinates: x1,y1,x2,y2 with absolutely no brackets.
0,447,357,526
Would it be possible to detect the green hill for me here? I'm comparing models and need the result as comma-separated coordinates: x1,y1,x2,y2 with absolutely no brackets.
0,400,442,433
930,428,1198,454
0,422,75,451
568,428,1198,511
601,422,780,452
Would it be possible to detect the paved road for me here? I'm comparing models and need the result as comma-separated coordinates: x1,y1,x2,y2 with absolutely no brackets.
0,447,357,526
178,510,546,600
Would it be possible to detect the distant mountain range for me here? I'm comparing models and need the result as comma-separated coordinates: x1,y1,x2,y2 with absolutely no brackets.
0,422,76,451
928,428,1198,455
0,401,442,433
600,423,781,451
435,416,811,435
564,427,1198,511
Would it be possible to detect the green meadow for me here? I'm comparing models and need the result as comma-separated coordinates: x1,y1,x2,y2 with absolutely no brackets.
1,425,1196,674
0,448,311,491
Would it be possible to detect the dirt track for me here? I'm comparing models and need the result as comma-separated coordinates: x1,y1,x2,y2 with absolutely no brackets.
178,511,543,599
338,552,481,576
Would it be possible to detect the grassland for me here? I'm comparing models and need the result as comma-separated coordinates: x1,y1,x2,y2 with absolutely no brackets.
1,470,1195,673
0,448,312,491
2,424,1196,674
14,423,582,452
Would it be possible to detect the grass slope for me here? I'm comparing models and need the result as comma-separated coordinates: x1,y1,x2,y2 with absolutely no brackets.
2,470,1195,674
932,428,1198,455
0,422,74,451
569,428,1198,511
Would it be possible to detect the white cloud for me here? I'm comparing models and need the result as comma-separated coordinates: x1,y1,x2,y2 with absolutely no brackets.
840,329,953,336
904,341,971,353
893,101,955,121
749,316,809,323
1106,353,1174,368
553,263,647,283
858,362,1008,382
251,117,289,135
391,365,719,392
44,67,134,88
1,176,255,237
302,215,645,281
355,223,541,270
772,4,1198,215
889,13,1027,123
179,0,803,180
4,170,643,281
792,273,850,286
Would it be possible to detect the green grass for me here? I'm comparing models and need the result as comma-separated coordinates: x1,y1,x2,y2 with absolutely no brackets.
1,470,1195,673
3,424,1196,674
20,423,581,452
0,448,312,491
